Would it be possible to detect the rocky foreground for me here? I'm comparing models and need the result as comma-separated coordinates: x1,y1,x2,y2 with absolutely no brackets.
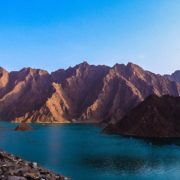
0,150,70,180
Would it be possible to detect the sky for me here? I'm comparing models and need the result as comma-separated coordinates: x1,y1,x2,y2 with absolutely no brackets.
0,0,180,74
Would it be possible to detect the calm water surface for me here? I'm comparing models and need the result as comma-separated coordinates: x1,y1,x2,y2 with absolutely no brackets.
0,122,180,180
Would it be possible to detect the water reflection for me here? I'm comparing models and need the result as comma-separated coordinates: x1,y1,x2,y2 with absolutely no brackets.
83,155,145,172
142,138,180,146
1,122,180,180
82,153,180,174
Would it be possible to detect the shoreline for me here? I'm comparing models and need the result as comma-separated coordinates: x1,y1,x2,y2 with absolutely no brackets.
11,120,100,124
0,150,71,180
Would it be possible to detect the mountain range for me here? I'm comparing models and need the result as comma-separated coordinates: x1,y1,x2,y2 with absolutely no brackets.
0,62,180,123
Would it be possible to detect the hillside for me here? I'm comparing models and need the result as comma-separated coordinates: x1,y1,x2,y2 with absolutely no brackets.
104,95,180,137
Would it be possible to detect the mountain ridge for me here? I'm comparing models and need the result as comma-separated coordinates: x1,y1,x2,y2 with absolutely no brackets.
0,62,180,123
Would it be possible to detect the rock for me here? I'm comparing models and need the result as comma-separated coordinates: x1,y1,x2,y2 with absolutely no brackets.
0,62,180,124
104,95,180,138
165,70,180,83
15,123,32,131
33,162,38,168
24,172,39,179
0,150,70,180
7,176,27,180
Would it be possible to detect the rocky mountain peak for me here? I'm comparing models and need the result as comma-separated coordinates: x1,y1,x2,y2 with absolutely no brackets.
164,70,180,83
171,70,180,83
0,62,180,123
20,67,49,75
0,67,8,73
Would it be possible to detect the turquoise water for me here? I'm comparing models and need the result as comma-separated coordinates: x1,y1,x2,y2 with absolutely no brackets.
0,122,180,180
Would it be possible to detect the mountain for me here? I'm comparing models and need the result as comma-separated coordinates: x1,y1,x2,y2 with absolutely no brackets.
165,70,180,83
103,95,180,137
0,62,180,123
0,67,52,121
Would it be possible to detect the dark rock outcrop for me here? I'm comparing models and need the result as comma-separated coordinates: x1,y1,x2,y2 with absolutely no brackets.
104,95,180,138
15,123,32,131
0,62,180,123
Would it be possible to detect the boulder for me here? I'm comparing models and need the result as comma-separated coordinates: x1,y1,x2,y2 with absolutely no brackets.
15,123,32,131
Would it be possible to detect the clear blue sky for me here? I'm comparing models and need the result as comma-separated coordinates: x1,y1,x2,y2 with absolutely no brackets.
0,0,180,74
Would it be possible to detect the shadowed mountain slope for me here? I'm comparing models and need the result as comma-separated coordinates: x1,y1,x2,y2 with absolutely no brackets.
165,70,180,83
103,95,180,137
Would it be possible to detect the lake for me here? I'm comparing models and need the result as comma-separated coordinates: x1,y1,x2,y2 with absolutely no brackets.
0,122,180,180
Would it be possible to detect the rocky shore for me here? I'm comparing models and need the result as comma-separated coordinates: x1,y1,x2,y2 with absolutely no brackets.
0,150,70,180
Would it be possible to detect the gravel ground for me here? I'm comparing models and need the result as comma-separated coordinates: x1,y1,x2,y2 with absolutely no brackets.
0,150,71,180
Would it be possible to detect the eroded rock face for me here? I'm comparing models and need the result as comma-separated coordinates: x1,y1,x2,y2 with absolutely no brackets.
0,68,52,121
81,63,180,123
0,62,180,123
15,83,72,123
165,70,180,83
104,95,180,138
0,67,9,97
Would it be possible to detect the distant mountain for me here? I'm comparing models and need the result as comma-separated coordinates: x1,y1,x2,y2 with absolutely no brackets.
0,62,180,123
165,70,180,83
103,95,180,137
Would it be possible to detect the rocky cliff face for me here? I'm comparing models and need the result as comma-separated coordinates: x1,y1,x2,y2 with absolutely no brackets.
103,95,180,137
81,63,180,123
0,68,52,121
0,62,180,123
165,70,180,83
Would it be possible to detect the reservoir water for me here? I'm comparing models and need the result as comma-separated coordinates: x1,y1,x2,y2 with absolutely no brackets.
0,122,180,180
